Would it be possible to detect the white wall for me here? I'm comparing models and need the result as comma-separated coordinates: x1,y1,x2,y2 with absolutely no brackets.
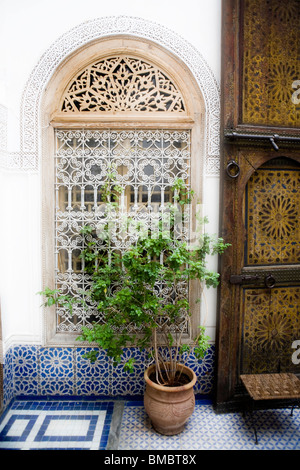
0,0,221,347
0,171,42,349
0,0,221,135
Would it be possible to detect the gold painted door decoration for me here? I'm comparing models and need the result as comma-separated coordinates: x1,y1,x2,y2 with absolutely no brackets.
242,0,300,127
246,161,300,265
241,158,300,374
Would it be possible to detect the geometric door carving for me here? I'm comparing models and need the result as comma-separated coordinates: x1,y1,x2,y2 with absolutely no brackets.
246,158,300,265
241,158,300,375
216,0,300,409
242,286,300,374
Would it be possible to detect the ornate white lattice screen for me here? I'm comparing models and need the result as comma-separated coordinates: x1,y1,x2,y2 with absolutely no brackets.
55,129,191,332
61,56,185,113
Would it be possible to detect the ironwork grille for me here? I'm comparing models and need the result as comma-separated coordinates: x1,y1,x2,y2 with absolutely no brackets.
54,129,191,332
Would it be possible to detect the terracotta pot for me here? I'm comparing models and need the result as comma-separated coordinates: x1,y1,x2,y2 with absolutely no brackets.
144,363,197,435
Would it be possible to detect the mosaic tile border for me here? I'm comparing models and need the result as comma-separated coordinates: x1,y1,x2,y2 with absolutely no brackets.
0,400,114,450
3,344,215,408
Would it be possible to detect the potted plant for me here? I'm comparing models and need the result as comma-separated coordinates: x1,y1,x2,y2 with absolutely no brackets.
40,177,229,435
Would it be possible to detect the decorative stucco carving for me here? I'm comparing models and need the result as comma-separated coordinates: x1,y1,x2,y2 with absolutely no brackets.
61,56,186,114
2,16,220,175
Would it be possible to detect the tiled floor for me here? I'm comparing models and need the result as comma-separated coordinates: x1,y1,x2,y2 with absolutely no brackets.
0,398,299,450
0,400,114,450
119,400,300,450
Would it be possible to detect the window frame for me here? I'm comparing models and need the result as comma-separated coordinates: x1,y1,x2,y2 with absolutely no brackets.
41,36,205,346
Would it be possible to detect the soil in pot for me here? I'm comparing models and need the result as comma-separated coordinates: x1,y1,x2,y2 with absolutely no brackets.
149,370,191,387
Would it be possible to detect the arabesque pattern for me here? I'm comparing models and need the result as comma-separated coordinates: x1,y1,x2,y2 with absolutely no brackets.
55,129,191,332
242,0,300,127
246,164,300,266
242,287,300,374
2,344,215,405
61,56,185,113
13,16,220,174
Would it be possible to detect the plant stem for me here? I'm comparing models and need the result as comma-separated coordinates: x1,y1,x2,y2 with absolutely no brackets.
153,328,165,385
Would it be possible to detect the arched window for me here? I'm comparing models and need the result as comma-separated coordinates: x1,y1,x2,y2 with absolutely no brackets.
42,37,205,345
60,56,186,113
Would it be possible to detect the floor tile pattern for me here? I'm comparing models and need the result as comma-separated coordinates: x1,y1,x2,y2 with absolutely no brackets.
118,400,300,450
0,400,113,450
1,398,299,450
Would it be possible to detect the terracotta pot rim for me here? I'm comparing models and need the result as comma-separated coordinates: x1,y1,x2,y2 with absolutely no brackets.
144,362,197,392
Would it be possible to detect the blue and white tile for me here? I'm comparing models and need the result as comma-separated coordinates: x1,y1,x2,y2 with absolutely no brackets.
0,400,114,450
118,401,300,450
40,347,74,380
39,348,75,396
185,346,215,395
13,346,39,378
3,344,216,399
75,348,111,396
3,349,14,407
11,346,40,397
111,349,147,396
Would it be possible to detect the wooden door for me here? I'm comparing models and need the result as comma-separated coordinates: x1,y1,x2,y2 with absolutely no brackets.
215,0,300,410
240,157,300,375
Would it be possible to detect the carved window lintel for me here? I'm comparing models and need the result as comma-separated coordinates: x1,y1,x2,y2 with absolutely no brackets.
60,56,186,115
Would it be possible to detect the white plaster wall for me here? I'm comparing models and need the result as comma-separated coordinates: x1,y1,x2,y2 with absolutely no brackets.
202,175,221,341
0,0,221,121
0,0,221,348
0,170,42,349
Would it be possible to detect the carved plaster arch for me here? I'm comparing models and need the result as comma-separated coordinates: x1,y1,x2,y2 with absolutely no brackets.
19,16,220,174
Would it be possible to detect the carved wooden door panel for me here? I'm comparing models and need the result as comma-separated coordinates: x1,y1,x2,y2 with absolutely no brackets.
239,157,300,374
216,0,300,410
